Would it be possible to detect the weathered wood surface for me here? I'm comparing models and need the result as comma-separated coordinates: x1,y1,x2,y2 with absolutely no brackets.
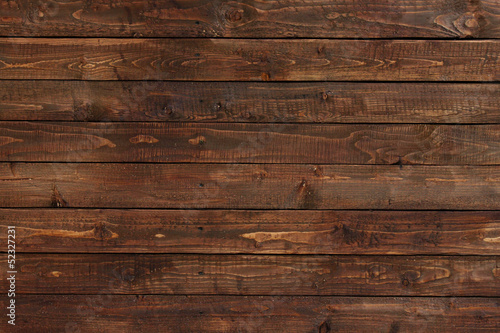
5,254,500,296
0,0,498,38
0,81,499,123
1,122,499,164
1,163,498,210
0,39,498,81
2,209,499,255
1,0,498,330
2,296,499,332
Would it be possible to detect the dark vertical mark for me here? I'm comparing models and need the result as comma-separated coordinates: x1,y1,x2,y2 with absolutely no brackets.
124,6,133,25
51,185,67,208
389,321,400,333
318,320,331,333
297,179,317,209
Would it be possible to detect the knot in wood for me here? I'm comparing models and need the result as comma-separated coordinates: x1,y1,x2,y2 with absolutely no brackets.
121,268,135,283
92,222,116,241
226,9,243,22
453,12,482,37
465,18,479,29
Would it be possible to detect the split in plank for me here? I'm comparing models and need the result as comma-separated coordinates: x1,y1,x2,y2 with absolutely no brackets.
0,163,498,210
0,0,498,38
1,209,499,255
5,254,500,296
1,81,498,123
0,39,498,81
1,122,499,165
3,296,499,332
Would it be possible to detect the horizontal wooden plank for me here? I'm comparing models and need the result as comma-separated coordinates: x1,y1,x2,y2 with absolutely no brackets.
3,296,499,332
1,163,498,210
0,81,499,123
0,39,498,81
2,209,499,255
5,254,500,296
1,0,498,38
1,122,499,165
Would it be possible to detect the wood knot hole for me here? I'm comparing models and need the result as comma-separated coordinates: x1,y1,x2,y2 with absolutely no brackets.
226,9,243,22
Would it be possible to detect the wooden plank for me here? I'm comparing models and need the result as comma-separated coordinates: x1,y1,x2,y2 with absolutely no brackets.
1,0,498,38
3,296,499,332
4,254,500,296
0,81,499,123
2,209,499,255
0,39,498,81
2,122,499,165
1,163,498,210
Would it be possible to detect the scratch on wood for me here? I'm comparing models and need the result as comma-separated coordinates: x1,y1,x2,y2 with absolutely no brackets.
425,178,468,182
240,230,334,245
0,178,32,182
0,136,23,146
370,175,404,181
129,135,159,144
28,222,118,241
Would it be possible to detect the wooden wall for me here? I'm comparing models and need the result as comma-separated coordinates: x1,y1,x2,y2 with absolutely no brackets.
0,0,499,331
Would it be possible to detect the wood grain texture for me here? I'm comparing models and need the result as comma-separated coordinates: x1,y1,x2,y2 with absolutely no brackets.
0,39,498,81
1,163,498,210
2,209,499,255
5,254,500,296
1,122,499,165
0,81,499,123
0,0,498,38
1,0,498,329
2,296,499,332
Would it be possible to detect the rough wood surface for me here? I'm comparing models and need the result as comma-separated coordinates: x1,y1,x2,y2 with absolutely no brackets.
1,122,499,165
0,0,498,38
2,209,499,255
0,39,498,81
0,163,498,210
1,0,499,329
2,296,499,332
0,81,499,123
5,254,500,296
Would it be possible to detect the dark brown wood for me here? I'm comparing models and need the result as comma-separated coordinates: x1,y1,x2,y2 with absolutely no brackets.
1,0,498,38
0,163,498,210
1,0,498,328
5,254,500,296
1,122,499,165
3,296,500,332
2,209,499,255
0,39,498,81
2,81,498,123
